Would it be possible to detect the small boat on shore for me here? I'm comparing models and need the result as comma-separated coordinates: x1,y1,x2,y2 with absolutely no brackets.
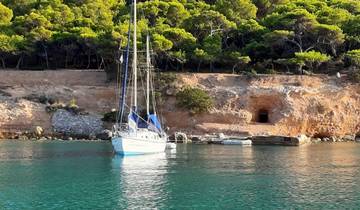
212,133,252,146
221,138,252,145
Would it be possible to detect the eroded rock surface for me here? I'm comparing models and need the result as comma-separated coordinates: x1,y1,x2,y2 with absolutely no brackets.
162,74,360,138
51,109,103,137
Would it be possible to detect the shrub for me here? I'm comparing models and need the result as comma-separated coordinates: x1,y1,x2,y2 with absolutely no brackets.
176,87,213,114
295,51,331,71
264,69,278,74
346,49,360,67
23,94,57,104
349,70,360,82
102,111,117,122
157,72,177,90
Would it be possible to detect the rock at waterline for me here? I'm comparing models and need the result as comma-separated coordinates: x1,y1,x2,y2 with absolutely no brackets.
96,130,112,140
34,126,44,136
51,109,103,137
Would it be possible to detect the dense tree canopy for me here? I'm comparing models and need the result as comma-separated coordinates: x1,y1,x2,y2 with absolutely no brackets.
1,0,360,76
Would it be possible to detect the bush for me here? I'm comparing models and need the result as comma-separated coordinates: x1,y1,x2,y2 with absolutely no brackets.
176,87,213,114
264,69,278,74
346,49,360,67
23,94,57,104
68,98,78,109
102,111,117,122
157,72,177,90
349,70,360,83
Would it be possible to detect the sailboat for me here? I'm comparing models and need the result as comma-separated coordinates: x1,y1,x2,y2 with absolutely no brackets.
111,0,167,155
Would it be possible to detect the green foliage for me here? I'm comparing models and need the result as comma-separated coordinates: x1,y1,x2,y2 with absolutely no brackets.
348,70,360,82
346,49,360,67
0,3,13,25
215,0,257,23
102,110,117,122
157,72,177,90
68,98,78,109
176,87,213,114
295,51,331,71
0,0,360,75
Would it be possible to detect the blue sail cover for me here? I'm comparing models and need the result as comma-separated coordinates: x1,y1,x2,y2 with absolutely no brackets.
148,114,162,133
128,111,138,132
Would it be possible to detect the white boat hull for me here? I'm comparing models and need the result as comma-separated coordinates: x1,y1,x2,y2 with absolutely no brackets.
112,134,167,155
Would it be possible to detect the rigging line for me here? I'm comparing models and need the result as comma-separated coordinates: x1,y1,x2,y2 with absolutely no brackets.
118,7,133,125
149,66,156,113
138,64,147,104
115,34,123,123
115,49,122,122
148,38,158,115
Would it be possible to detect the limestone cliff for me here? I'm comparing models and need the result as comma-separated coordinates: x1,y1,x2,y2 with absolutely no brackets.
162,74,360,138
0,70,359,138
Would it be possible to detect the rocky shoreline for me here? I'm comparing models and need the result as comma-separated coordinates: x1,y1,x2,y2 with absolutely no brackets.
168,132,360,146
0,71,359,144
1,130,359,147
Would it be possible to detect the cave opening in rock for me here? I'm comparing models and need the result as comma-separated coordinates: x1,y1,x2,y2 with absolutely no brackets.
257,109,269,123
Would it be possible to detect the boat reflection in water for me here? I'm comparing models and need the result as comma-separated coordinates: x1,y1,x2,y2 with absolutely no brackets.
112,153,169,209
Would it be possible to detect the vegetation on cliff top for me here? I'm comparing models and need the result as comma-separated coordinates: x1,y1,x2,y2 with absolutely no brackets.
176,87,213,114
1,0,360,76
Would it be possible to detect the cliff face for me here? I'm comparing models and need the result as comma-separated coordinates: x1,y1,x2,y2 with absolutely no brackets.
162,74,360,138
0,71,359,138
0,70,117,137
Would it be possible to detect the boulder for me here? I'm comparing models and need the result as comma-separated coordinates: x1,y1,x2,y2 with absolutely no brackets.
96,129,112,140
34,126,44,136
294,134,310,145
174,132,188,143
51,109,103,138
217,133,226,139
343,134,355,141
311,138,322,143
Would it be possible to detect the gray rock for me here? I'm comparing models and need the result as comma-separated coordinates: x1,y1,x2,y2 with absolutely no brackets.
322,137,330,142
330,137,337,142
175,132,188,142
312,138,322,143
190,136,202,142
34,126,44,136
96,129,112,140
343,134,355,141
51,109,103,138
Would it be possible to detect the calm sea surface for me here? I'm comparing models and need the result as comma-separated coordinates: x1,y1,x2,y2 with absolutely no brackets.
0,140,359,209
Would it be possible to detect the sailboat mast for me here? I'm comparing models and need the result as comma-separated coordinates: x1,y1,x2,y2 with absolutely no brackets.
146,35,150,115
133,0,137,108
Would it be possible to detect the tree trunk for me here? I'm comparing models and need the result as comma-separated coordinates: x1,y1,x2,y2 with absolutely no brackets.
165,58,169,71
42,43,49,69
16,54,23,70
87,50,91,69
1,58,5,69
99,57,104,70
232,64,237,74
65,52,68,69
197,61,202,72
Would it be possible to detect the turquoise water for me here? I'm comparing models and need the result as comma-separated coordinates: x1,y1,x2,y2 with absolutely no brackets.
0,141,360,209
